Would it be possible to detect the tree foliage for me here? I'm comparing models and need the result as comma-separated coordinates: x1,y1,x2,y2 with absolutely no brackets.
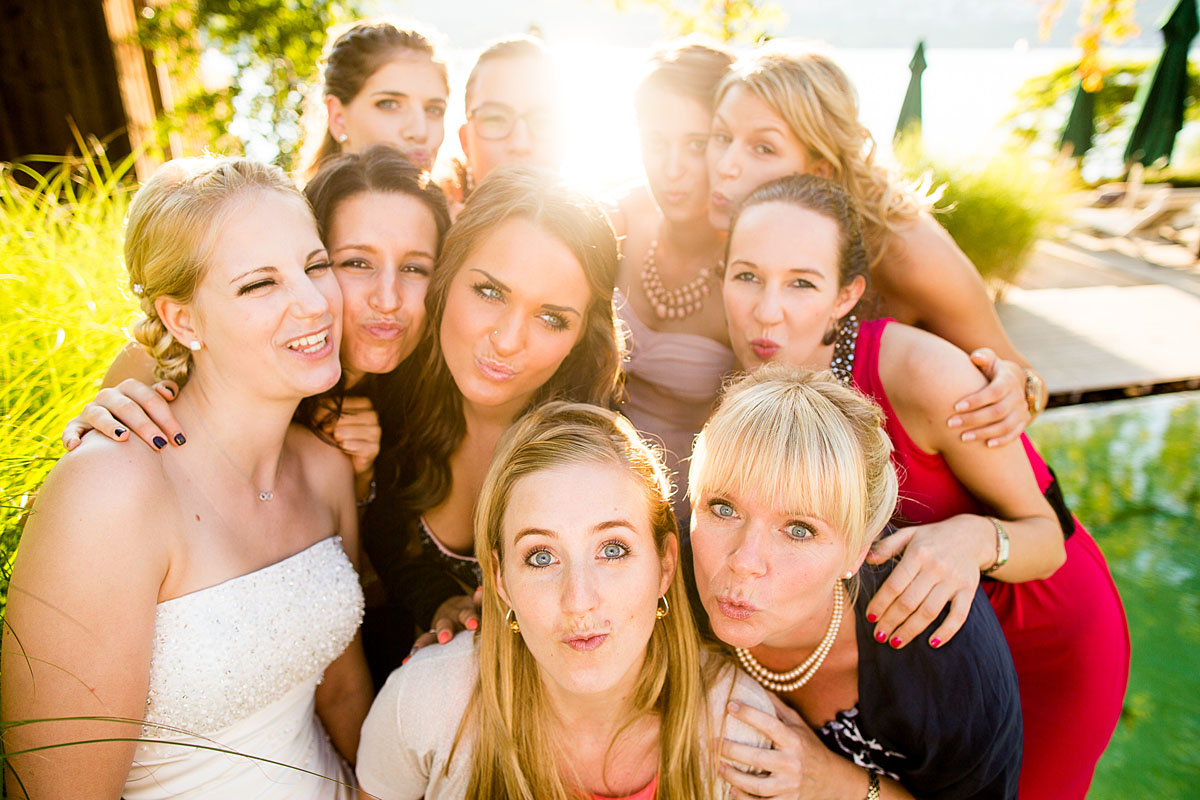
138,0,363,168
607,0,785,42
1039,0,1142,90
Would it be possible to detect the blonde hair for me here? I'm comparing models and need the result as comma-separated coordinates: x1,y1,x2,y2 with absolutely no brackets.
689,365,898,575
716,46,932,269
124,156,303,384
459,401,713,800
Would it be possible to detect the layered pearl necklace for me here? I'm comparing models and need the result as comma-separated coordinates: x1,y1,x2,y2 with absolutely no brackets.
735,579,847,693
640,238,718,321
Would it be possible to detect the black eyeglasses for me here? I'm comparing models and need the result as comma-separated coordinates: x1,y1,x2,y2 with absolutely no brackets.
467,102,559,141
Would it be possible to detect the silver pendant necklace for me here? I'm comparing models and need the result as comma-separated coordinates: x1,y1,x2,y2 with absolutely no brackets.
182,392,281,502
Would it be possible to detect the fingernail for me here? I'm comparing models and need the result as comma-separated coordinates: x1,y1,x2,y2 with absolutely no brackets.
401,655,410,665
955,401,969,412
947,417,962,428
986,439,999,448
961,432,976,442
114,427,127,438
930,638,942,648
164,385,176,398
173,433,186,446
890,636,903,648
866,612,878,623
727,701,740,713
466,618,478,631
875,631,887,643
152,435,167,449
438,630,451,644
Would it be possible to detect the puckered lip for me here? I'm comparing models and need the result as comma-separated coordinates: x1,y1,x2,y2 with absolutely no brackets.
711,190,731,210
405,147,433,170
562,631,610,652
360,320,408,341
475,355,518,382
715,594,759,621
750,337,780,360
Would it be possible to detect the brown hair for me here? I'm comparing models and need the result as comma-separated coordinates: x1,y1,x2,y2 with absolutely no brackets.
125,157,304,384
300,20,447,181
395,165,624,521
460,401,714,800
634,37,734,116
727,173,872,320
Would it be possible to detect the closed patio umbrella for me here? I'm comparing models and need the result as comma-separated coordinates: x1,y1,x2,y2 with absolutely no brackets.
1059,79,1096,157
895,40,926,141
1123,0,1198,167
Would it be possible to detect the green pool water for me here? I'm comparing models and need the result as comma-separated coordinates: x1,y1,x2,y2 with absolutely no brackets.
1028,391,1200,798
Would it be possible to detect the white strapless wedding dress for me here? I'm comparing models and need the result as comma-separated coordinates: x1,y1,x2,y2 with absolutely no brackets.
123,536,363,799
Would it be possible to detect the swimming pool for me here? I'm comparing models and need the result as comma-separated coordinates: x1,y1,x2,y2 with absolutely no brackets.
1028,391,1200,798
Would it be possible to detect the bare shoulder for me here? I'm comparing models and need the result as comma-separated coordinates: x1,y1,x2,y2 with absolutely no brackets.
877,214,976,293
286,424,356,537
878,322,987,415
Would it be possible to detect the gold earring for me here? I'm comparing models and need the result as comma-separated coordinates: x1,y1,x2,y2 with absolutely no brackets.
505,608,520,633
656,595,669,620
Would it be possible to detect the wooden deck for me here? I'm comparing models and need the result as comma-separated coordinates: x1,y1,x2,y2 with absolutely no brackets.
999,235,1200,405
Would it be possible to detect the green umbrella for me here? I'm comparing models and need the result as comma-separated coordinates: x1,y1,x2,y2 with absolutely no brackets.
1123,0,1198,167
1059,79,1096,157
895,40,926,142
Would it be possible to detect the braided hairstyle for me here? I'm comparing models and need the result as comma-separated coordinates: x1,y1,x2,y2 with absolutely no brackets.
125,157,302,384
300,20,447,180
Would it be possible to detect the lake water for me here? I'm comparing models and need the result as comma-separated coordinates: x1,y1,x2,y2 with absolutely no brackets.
1028,391,1200,797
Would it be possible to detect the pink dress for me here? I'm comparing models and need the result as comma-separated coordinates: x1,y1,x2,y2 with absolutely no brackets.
853,318,1130,800
617,289,735,522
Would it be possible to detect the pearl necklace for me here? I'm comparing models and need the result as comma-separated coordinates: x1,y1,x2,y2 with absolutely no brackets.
735,579,847,693
640,239,717,321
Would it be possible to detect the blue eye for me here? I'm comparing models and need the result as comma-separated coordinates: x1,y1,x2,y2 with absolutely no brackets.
473,282,503,301
526,549,555,567
786,522,815,540
600,542,628,560
538,311,570,331
709,500,736,519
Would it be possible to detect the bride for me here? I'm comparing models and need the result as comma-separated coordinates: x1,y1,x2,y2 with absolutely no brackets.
1,157,372,798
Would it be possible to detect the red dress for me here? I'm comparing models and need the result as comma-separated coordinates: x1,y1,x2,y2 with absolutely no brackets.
852,318,1130,800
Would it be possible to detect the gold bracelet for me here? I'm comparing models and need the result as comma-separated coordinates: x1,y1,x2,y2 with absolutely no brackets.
865,769,881,800
982,515,1010,575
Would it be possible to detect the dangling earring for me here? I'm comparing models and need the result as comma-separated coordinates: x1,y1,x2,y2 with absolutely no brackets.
656,595,669,620
505,608,520,633
188,340,202,352
336,132,348,144
821,315,841,347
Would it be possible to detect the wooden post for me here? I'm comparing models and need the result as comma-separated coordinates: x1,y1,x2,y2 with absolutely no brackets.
101,0,167,180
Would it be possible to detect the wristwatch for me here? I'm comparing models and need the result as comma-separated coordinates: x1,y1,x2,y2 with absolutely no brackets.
1023,368,1045,418
982,516,1011,575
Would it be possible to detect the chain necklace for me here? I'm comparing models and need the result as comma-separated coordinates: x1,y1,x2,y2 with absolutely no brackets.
829,315,860,387
639,238,719,321
182,392,281,502
735,579,847,693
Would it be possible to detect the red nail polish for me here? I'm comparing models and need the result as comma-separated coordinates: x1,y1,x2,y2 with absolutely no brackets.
401,655,410,665
866,612,878,623
930,638,942,648
438,630,451,644
875,631,887,643
466,618,478,631
890,636,903,648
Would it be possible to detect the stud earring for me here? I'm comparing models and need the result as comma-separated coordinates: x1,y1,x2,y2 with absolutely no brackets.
505,608,520,633
656,595,670,620
337,132,348,144
843,570,855,581
188,340,202,352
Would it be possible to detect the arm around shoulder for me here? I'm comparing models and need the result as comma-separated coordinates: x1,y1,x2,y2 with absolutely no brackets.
2,440,168,798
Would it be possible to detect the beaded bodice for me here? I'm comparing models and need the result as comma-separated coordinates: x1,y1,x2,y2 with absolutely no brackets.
143,536,363,736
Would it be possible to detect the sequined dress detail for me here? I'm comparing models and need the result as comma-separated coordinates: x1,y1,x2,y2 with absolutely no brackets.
123,536,363,799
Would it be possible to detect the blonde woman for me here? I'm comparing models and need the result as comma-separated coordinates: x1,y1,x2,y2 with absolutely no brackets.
2,158,370,797
356,401,772,799
707,46,1046,448
689,367,1023,799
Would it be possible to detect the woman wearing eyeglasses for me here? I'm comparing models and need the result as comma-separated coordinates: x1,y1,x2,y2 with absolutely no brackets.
448,35,566,207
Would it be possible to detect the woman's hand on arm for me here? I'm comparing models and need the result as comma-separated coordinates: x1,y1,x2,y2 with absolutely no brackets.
62,378,183,452
410,587,483,653
868,325,1066,649
719,696,912,800
879,217,1038,447
324,397,382,490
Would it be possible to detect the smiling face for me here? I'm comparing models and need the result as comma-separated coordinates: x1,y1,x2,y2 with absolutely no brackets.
707,85,821,230
328,55,448,171
496,460,675,700
459,56,564,184
327,191,438,384
183,190,342,400
439,217,589,418
689,486,860,650
638,87,713,226
722,201,862,371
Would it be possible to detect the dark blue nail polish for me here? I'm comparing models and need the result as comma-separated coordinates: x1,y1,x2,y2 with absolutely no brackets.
174,433,186,446
114,427,127,438
153,436,168,449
